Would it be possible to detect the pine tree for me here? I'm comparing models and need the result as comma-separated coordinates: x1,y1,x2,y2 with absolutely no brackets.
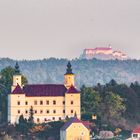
28,106,34,127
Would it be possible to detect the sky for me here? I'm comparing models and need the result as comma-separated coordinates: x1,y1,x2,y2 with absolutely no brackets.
0,0,140,60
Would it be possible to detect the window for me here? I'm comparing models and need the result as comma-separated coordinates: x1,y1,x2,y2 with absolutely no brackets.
34,100,37,105
71,101,74,105
25,101,28,105
17,110,20,114
37,118,40,123
46,100,49,105
53,100,56,105
71,110,73,113
40,110,43,114
40,101,43,105
81,132,84,136
59,117,61,121
17,101,20,105
34,110,37,114
53,110,56,114
25,110,28,114
63,101,65,105
44,118,47,122
133,134,138,138
63,110,65,113
46,110,49,114
52,117,55,120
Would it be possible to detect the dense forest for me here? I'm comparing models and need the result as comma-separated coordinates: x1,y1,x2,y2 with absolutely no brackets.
0,58,140,87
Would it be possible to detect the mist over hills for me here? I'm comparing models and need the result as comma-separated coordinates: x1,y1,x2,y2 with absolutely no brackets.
0,58,140,87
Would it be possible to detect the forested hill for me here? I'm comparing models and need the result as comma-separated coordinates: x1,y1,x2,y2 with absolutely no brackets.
0,58,140,87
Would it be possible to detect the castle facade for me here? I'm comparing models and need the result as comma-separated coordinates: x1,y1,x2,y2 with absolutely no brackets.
8,62,81,124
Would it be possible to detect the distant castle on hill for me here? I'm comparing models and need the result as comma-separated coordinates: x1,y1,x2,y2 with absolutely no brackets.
80,45,128,60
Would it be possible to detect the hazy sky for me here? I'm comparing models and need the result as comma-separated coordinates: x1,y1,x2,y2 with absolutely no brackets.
0,0,140,60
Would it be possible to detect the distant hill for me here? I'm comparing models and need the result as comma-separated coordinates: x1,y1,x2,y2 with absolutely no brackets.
0,58,140,87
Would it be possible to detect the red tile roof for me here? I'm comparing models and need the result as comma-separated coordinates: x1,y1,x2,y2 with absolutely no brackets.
23,84,67,97
66,85,80,93
94,47,112,51
61,117,90,130
133,125,140,133
11,84,80,96
12,84,24,94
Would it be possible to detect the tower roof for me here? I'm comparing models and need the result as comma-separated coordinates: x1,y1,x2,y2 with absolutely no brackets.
65,61,74,75
15,62,20,74
66,85,80,93
12,84,24,94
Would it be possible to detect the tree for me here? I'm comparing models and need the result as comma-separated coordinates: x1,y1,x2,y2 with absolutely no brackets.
37,121,64,140
81,86,101,114
81,112,92,121
0,66,15,93
99,92,126,126
16,115,28,134
28,106,34,127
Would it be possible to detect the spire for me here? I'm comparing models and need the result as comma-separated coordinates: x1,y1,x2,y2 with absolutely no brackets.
15,62,20,74
65,61,74,75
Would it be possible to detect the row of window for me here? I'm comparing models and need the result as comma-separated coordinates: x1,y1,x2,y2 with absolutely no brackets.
17,109,74,114
17,100,74,106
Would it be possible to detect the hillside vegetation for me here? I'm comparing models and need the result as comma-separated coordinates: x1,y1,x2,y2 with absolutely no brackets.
0,58,140,87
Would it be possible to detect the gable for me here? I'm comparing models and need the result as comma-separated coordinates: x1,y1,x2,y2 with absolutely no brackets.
66,123,89,133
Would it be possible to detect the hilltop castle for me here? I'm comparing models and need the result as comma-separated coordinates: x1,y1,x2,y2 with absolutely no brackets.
8,62,81,124
81,45,128,60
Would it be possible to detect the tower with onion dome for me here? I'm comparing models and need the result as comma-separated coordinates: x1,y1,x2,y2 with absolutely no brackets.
12,62,22,92
64,61,75,89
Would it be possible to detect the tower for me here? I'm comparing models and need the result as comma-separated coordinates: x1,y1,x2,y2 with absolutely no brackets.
12,62,22,91
64,61,75,89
